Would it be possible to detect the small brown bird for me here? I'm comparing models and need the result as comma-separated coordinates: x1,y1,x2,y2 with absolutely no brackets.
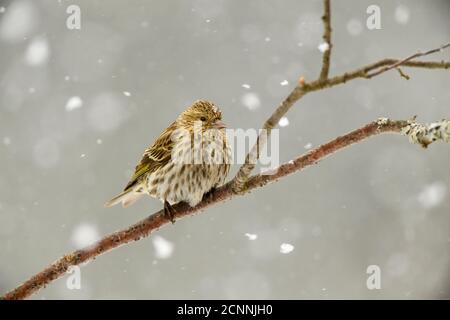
105,100,231,222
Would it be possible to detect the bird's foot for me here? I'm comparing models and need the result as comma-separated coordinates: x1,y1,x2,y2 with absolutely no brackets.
164,201,176,224
204,187,216,202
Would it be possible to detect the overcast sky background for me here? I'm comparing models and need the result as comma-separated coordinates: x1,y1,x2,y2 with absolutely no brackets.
0,0,449,299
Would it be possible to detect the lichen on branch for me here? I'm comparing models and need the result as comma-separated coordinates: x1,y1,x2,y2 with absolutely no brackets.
400,118,450,148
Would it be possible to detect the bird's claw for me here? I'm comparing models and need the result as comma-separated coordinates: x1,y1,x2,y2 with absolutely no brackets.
204,187,216,202
164,201,176,224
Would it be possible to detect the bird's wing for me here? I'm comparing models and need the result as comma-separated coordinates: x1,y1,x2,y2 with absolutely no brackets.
123,122,177,191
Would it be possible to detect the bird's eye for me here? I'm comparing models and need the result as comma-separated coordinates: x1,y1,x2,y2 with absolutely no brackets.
200,116,206,121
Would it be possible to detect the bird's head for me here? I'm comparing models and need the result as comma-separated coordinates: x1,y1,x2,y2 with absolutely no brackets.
177,100,226,131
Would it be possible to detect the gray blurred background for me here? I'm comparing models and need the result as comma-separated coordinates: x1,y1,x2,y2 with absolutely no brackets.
0,0,449,299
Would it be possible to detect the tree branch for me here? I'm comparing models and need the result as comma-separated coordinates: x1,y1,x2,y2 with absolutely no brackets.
230,0,450,195
231,45,450,193
231,86,306,193
319,0,332,81
2,117,449,300
365,43,450,78
310,57,450,91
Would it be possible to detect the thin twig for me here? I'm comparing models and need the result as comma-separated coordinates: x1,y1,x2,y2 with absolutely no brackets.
232,87,306,193
366,43,450,78
3,118,449,300
232,49,450,193
230,1,450,194
305,58,450,91
233,0,333,193
396,68,410,80
319,0,332,81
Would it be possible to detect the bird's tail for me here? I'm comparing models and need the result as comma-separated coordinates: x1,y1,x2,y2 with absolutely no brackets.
104,188,143,208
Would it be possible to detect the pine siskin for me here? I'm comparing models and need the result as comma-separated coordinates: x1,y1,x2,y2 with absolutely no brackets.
105,100,231,222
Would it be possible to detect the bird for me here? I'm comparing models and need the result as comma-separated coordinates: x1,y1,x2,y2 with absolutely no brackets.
105,100,231,222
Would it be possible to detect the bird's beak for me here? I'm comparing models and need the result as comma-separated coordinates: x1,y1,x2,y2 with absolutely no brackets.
213,120,226,129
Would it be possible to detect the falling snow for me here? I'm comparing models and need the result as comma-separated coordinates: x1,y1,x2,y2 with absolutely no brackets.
318,42,329,53
241,92,261,111
152,235,174,259
71,223,100,249
245,233,258,240
65,96,83,111
123,91,131,97
280,80,289,86
241,84,251,89
25,36,49,66
278,117,289,127
0,1,37,42
418,182,447,209
395,5,410,25
280,243,294,254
